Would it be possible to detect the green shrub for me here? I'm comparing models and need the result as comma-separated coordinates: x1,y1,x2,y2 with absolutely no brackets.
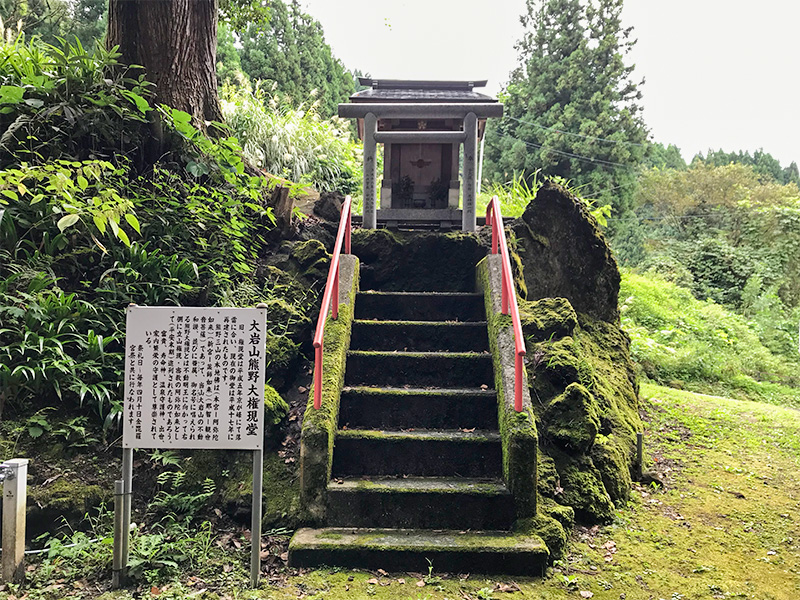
0,32,152,166
220,81,361,193
620,270,800,407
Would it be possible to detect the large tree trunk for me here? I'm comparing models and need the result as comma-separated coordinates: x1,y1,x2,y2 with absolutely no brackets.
107,0,223,127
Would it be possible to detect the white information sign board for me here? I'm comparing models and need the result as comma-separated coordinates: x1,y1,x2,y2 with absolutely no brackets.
123,306,267,450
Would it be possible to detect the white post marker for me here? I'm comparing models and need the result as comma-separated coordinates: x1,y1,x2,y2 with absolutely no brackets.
1,459,29,584
462,112,478,232
363,112,378,228
120,305,267,587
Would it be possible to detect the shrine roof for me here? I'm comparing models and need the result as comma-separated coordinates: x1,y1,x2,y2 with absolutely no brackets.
351,78,497,103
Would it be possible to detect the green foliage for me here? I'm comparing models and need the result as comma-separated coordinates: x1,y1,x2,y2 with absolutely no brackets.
1,0,107,48
216,21,247,87
630,161,800,325
96,243,200,306
0,266,121,424
218,0,270,32
23,500,254,592
620,270,800,406
151,470,216,523
485,0,648,216
221,82,361,193
237,0,354,118
127,529,187,583
478,171,541,218
0,159,136,251
644,142,687,170
26,510,114,589
130,166,274,282
695,147,799,186
478,171,612,226
637,254,694,288
0,33,288,433
0,32,152,165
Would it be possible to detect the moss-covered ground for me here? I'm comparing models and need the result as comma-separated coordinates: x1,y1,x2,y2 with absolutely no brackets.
8,382,800,599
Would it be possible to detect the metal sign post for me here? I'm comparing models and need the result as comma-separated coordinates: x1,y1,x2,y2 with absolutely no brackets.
114,305,267,588
250,448,264,587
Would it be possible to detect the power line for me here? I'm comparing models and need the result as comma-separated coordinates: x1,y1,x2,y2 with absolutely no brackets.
501,133,634,169
605,213,738,223
505,115,647,148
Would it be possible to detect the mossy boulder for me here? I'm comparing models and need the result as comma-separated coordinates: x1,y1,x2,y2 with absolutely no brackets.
264,239,331,293
28,478,110,539
528,334,583,400
537,453,559,498
263,294,310,390
260,265,309,306
518,297,577,342
513,182,642,523
182,448,300,529
539,496,575,530
543,383,600,452
256,265,317,390
264,384,290,442
266,296,311,341
289,239,330,282
265,333,300,391
524,299,638,523
313,191,344,222
513,181,620,322
591,434,633,503
514,513,567,559
265,384,290,425
557,458,615,522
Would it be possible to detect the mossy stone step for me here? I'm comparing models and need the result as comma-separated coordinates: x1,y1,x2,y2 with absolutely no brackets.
339,386,497,430
288,527,549,575
326,477,514,530
350,320,489,352
354,291,486,322
331,429,502,478
345,350,494,388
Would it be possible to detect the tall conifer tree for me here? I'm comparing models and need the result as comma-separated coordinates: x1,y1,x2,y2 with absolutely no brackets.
485,0,648,213
239,0,353,117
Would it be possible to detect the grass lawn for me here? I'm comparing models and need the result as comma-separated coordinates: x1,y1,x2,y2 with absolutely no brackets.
10,383,800,600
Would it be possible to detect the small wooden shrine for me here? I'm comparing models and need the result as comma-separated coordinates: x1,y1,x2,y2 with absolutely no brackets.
339,78,503,231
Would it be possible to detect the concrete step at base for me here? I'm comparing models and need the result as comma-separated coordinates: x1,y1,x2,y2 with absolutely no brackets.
345,351,494,388
332,429,502,478
326,477,514,530
289,527,549,575
355,291,485,322
350,320,489,352
339,387,497,430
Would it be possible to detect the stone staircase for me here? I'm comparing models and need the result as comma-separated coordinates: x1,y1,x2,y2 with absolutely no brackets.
289,268,548,574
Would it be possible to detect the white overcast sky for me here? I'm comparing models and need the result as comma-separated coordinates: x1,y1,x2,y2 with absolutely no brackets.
300,0,800,167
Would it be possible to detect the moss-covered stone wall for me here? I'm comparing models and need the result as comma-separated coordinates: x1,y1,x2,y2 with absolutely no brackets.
475,256,538,519
299,254,359,524
353,229,484,292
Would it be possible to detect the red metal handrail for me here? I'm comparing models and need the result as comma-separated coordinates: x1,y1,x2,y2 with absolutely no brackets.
486,196,526,412
312,195,353,410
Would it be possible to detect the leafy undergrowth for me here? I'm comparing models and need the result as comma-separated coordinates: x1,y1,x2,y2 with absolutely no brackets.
5,382,799,599
621,270,800,408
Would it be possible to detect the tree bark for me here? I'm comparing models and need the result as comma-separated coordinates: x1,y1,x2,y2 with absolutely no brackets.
107,0,223,127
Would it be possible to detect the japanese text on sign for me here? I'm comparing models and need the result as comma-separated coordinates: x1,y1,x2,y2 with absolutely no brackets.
123,307,266,450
